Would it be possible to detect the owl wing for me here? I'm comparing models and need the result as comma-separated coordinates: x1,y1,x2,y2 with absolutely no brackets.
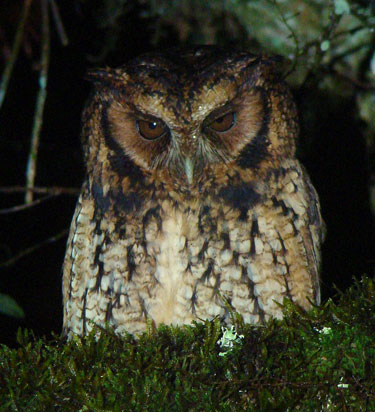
300,164,325,304
276,162,324,306
62,184,97,336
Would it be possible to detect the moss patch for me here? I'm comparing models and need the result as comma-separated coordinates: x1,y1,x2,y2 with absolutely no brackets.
1,276,375,411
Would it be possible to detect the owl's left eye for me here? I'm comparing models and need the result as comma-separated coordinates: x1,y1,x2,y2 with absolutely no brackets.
208,112,236,132
136,119,168,140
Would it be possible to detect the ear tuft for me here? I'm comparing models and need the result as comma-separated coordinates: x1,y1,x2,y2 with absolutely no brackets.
85,68,128,87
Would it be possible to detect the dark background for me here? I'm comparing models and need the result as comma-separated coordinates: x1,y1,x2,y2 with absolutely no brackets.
1,1,375,347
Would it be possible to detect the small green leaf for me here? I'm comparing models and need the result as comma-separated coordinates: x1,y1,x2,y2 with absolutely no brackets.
334,0,350,15
0,293,24,318
320,40,330,51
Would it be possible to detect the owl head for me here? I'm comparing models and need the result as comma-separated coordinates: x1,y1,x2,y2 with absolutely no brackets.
82,46,298,212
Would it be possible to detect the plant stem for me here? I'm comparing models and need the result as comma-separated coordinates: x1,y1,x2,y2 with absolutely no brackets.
0,0,33,109
25,0,50,204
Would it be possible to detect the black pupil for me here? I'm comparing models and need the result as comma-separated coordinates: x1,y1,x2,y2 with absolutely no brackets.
149,122,158,130
216,116,225,123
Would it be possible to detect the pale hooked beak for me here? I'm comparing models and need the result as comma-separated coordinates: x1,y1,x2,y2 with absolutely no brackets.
184,157,194,185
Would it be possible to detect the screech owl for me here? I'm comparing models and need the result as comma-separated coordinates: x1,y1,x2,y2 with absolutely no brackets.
62,46,324,337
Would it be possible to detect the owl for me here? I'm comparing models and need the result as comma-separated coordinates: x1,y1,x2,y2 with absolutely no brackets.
62,46,324,337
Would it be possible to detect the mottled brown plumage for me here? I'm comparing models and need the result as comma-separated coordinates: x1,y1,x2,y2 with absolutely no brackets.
62,46,324,337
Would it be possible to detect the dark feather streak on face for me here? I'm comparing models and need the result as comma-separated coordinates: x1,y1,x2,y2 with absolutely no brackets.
236,88,271,169
101,103,145,182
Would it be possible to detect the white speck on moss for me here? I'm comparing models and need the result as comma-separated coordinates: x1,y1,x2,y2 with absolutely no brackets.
217,326,244,357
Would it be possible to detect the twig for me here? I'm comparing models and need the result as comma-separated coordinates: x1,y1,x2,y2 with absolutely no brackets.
25,0,50,204
0,229,69,268
331,25,368,41
49,0,69,46
315,5,341,68
0,0,33,109
272,0,300,78
0,185,81,214
0,194,56,215
0,185,80,195
333,69,375,90
330,42,371,65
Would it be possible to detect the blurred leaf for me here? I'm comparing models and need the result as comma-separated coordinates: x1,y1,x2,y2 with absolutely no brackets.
0,293,24,318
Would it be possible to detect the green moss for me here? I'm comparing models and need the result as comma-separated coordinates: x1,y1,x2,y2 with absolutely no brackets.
1,276,375,411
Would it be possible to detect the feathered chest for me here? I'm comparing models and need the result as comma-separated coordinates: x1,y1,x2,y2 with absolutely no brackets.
63,163,321,337
78,195,301,331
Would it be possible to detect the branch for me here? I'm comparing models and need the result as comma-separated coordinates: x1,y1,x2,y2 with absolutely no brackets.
333,68,375,90
0,186,80,195
272,0,300,59
0,229,69,269
0,185,80,214
25,0,50,204
0,194,55,215
0,0,33,109
49,0,69,46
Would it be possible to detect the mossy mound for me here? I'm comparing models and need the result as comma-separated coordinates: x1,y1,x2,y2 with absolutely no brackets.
1,276,375,411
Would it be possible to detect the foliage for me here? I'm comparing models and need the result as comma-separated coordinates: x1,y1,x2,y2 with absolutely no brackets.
87,0,375,86
1,275,375,411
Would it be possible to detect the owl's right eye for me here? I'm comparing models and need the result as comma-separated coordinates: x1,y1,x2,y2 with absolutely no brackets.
205,112,236,133
136,119,168,140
